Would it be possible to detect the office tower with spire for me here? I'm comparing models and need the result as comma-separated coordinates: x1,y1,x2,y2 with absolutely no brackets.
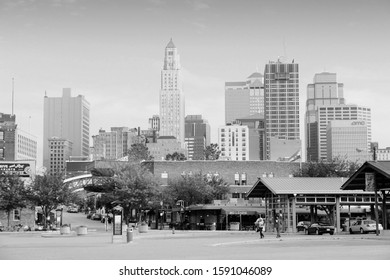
264,59,300,160
305,72,345,162
159,39,185,147
43,88,90,170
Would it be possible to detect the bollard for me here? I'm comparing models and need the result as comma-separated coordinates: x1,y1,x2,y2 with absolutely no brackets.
127,227,133,243
172,226,175,234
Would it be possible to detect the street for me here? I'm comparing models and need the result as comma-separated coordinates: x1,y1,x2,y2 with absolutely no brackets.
0,211,389,260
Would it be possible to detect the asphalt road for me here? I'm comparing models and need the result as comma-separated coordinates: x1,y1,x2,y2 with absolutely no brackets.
1,211,389,260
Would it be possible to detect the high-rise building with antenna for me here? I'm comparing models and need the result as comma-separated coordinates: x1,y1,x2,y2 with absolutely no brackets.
263,59,300,160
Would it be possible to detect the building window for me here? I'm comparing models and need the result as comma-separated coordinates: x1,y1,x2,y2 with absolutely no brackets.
0,131,4,140
13,209,21,221
0,148,3,158
232,193,240,198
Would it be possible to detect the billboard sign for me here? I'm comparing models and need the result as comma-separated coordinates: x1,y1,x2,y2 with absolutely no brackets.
0,163,32,177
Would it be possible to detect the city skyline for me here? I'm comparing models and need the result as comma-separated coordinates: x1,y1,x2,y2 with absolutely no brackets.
1,0,389,167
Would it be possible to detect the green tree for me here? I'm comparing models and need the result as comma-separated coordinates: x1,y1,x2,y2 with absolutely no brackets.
28,173,74,228
0,175,30,227
293,156,361,178
165,152,187,161
127,143,153,163
204,143,221,160
162,172,229,207
111,163,161,223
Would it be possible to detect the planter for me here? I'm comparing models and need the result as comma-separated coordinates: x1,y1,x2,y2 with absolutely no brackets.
229,222,240,231
77,226,88,235
60,226,71,235
138,224,148,233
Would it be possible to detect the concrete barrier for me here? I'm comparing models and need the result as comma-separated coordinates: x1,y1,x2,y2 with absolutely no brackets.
77,226,88,236
60,226,71,235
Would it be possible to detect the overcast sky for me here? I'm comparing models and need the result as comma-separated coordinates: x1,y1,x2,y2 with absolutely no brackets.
1,0,389,167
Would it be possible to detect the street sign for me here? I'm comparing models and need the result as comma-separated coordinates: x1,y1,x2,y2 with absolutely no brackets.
0,163,31,177
112,206,123,236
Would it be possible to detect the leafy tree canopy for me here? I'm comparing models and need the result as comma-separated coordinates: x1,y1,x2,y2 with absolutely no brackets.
204,143,221,160
165,152,187,161
127,143,153,163
29,173,75,227
293,156,361,178
162,172,229,207
106,163,161,222
0,175,30,227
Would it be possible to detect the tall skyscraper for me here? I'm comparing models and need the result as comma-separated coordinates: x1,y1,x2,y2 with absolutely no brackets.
264,59,300,160
159,39,185,147
225,72,264,124
317,105,371,161
327,120,369,163
185,115,210,160
305,72,345,162
43,88,90,170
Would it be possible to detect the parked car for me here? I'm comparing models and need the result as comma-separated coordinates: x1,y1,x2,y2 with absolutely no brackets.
91,213,102,221
67,207,78,213
307,222,335,235
349,219,383,234
86,212,94,219
297,221,311,232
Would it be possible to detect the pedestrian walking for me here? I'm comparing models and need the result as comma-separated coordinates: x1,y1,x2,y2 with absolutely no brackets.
255,214,265,238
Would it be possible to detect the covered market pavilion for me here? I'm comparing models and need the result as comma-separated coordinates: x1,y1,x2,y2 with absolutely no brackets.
246,176,390,233
341,161,390,230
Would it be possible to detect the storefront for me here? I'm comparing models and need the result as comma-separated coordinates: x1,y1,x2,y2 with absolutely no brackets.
170,204,262,230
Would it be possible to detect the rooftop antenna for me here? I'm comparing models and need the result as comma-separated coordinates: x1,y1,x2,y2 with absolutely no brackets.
12,77,14,115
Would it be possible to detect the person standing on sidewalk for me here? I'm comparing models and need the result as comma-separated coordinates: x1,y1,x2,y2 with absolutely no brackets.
255,215,265,238
275,211,283,238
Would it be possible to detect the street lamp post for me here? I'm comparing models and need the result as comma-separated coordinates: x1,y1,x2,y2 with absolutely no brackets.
160,201,164,230
55,207,63,228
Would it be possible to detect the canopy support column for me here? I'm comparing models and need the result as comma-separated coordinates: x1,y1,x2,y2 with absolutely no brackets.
336,196,340,234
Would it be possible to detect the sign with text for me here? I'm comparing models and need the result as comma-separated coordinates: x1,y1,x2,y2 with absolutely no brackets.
0,163,31,177
112,206,123,236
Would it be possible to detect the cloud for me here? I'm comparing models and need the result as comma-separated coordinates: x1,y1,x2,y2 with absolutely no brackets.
147,0,166,5
189,1,210,11
191,20,207,34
